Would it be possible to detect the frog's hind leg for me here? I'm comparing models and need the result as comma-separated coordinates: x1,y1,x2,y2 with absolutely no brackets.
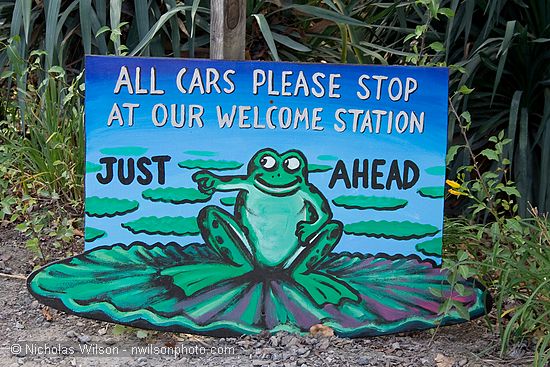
290,221,359,306
290,221,343,273
197,206,254,269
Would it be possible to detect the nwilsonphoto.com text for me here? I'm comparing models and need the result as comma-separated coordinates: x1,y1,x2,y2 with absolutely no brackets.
6,341,236,358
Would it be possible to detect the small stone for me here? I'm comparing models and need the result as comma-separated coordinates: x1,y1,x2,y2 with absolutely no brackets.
15,322,24,329
105,338,116,345
252,360,269,366
76,322,85,327
318,339,330,350
66,330,77,338
459,359,468,366
269,335,279,347
30,301,39,309
17,358,24,365
434,353,455,367
77,334,91,343
98,328,107,336
391,342,400,350
357,356,369,365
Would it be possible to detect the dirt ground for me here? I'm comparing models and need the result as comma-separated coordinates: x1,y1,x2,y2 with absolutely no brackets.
0,226,535,367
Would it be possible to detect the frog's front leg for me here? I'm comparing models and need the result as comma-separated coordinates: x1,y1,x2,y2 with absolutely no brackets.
289,220,359,306
193,170,252,195
197,206,254,270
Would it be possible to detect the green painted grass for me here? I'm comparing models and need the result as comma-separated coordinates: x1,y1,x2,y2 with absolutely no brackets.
84,227,106,242
99,146,148,156
417,186,445,198
415,237,442,257
85,197,139,218
317,155,339,161
142,187,211,204
425,166,446,176
309,164,333,173
220,197,237,206
332,195,408,211
178,159,243,170
344,220,440,240
85,161,102,173
122,216,200,236
183,150,218,157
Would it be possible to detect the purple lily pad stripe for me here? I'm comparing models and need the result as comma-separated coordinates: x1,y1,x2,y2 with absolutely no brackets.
27,243,490,337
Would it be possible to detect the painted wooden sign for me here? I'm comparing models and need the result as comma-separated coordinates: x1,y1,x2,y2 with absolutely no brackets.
28,56,489,336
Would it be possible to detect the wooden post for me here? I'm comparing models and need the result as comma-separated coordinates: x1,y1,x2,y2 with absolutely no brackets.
210,0,246,60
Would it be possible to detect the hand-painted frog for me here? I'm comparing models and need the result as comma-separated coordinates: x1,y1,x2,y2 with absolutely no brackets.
192,149,359,306
192,148,342,269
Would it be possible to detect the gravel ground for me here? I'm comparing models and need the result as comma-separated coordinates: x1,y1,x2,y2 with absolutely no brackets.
0,226,535,367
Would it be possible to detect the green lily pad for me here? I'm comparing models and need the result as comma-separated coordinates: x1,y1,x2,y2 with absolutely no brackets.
416,237,442,257
99,146,148,156
85,197,139,218
425,166,446,176
142,187,211,204
220,197,237,206
332,195,408,211
84,227,106,242
85,161,102,173
122,216,200,236
317,155,339,161
344,220,440,240
178,159,243,170
28,243,489,337
184,150,218,157
417,186,445,198
309,164,333,173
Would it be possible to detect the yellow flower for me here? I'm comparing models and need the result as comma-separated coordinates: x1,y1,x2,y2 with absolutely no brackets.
448,189,465,196
446,179,461,189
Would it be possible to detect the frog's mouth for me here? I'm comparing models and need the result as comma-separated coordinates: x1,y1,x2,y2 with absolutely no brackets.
254,175,301,196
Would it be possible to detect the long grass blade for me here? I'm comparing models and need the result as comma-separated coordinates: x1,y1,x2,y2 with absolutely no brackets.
505,90,522,163
491,20,516,104
252,13,280,61
272,33,311,52
517,108,529,217
20,0,31,43
134,0,149,56
45,0,61,68
164,0,181,57
79,0,92,54
10,0,23,37
539,89,550,213
281,4,367,27
109,0,122,55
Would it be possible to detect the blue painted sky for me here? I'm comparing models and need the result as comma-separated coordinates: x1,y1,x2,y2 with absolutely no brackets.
85,56,448,262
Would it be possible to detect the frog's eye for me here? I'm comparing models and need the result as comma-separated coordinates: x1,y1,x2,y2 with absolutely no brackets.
283,157,301,172
260,155,277,170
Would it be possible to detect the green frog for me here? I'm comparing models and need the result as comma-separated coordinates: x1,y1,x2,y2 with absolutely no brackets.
192,148,358,306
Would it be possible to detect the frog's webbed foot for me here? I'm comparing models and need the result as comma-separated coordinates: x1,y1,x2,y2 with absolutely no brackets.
290,221,359,306
198,206,254,270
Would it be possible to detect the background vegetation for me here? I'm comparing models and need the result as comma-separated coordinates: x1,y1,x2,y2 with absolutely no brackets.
0,0,548,365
